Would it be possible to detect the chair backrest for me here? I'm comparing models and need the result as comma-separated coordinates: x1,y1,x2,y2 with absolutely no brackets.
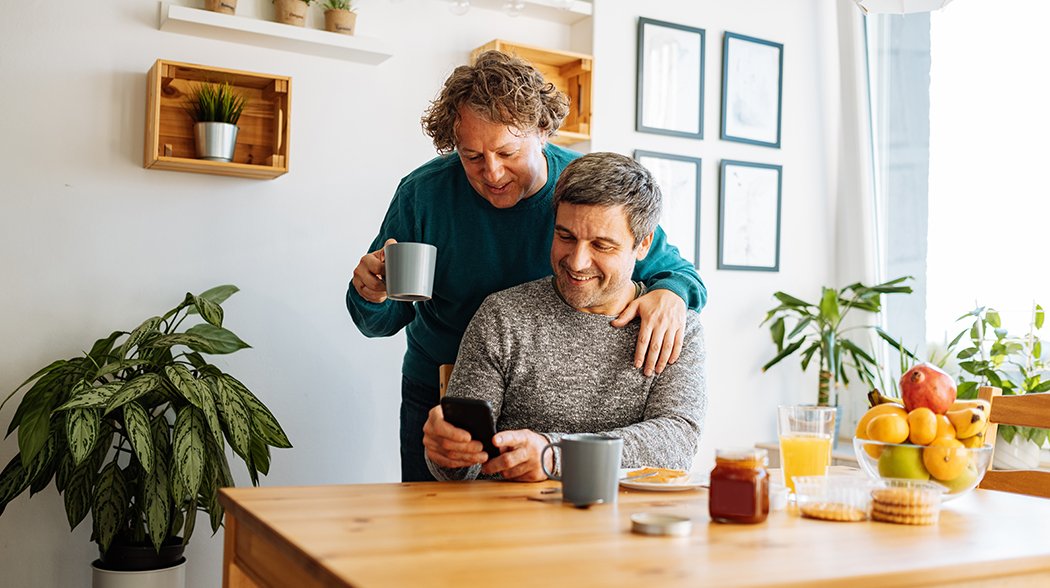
438,364,454,399
977,386,1050,498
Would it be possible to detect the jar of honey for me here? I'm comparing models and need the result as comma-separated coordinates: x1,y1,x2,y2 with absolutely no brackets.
708,448,769,524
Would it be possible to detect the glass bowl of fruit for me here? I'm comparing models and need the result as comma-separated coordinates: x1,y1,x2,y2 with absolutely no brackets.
852,437,993,500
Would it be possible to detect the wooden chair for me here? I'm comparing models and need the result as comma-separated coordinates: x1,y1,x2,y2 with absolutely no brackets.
977,386,1050,498
438,364,454,399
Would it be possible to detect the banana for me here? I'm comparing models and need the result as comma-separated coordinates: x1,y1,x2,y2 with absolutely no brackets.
867,389,905,408
947,406,989,439
960,432,987,448
950,398,991,412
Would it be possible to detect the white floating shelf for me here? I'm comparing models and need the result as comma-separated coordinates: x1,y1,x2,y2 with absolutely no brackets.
468,0,593,25
158,3,393,65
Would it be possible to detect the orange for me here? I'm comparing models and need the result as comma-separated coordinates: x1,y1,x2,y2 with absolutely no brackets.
922,437,969,481
907,407,938,445
867,413,910,444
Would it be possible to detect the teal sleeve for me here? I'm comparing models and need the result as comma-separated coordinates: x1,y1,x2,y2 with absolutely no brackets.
632,226,708,312
345,181,420,337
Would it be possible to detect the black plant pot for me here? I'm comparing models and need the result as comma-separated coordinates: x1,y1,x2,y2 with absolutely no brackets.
94,536,186,572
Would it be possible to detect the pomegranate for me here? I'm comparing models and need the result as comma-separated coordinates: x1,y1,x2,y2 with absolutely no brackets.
900,363,957,415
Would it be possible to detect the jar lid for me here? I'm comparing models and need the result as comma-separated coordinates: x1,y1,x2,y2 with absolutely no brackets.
630,513,693,536
715,448,768,463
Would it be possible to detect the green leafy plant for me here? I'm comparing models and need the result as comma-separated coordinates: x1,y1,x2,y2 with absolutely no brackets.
761,277,914,406
323,0,354,10
187,82,247,125
947,302,1048,445
0,286,291,555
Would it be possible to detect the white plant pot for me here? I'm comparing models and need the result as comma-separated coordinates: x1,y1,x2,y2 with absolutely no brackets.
991,430,1042,470
92,560,186,588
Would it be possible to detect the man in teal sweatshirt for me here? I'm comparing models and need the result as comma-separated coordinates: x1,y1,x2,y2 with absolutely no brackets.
347,51,707,482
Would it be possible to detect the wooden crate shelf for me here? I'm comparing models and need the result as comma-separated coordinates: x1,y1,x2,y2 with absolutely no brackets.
144,59,291,180
471,40,592,147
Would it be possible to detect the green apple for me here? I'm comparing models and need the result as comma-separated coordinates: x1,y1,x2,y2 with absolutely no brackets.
939,463,979,494
878,445,931,480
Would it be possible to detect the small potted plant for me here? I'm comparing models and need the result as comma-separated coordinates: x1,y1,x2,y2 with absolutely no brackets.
323,0,356,35
274,0,316,26
204,0,237,15
187,82,246,163
0,285,291,587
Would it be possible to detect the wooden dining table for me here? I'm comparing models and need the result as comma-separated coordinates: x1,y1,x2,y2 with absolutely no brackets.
219,479,1050,587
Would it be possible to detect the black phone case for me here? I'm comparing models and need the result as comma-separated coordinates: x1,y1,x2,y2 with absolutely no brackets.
440,397,500,460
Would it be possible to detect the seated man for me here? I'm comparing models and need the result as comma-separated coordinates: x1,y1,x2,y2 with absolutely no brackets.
423,152,707,482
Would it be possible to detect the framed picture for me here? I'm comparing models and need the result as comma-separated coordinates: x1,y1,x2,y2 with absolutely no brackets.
718,160,782,271
721,32,784,148
634,150,702,268
636,18,705,139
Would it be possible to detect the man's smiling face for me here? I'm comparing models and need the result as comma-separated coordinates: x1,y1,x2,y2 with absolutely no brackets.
455,107,548,209
551,202,653,316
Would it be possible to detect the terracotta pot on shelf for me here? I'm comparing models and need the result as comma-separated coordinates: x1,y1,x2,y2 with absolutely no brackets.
205,0,237,15
324,8,357,35
274,0,309,26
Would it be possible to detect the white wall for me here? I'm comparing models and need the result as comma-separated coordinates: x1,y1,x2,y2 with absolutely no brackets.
591,0,842,471
0,0,845,586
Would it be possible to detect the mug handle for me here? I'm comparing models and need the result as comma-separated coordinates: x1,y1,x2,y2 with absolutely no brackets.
541,442,560,481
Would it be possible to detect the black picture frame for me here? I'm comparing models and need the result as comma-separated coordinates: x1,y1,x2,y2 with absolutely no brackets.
634,150,703,268
636,17,706,139
720,32,784,148
718,159,782,272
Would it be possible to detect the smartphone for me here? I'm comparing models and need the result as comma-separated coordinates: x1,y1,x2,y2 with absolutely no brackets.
440,397,500,460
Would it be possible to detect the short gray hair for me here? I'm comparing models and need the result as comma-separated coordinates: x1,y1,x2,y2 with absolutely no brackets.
552,152,662,247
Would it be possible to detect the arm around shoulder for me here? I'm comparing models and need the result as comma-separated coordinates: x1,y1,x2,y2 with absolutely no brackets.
634,227,708,312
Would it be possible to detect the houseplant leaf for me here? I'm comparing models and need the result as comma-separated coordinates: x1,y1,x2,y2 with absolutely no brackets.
92,461,129,553
186,323,251,355
192,295,224,328
222,375,292,448
173,406,206,500
199,379,225,448
216,377,253,458
119,316,162,359
104,373,162,416
144,436,171,553
124,401,154,474
165,364,204,409
0,455,29,515
55,383,121,411
66,408,99,467
15,372,66,465
0,359,67,414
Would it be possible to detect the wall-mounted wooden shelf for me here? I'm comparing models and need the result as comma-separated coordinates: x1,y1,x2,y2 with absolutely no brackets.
158,3,392,65
144,59,291,180
472,40,592,147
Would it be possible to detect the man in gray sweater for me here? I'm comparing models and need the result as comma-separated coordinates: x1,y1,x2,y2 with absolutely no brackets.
423,152,706,482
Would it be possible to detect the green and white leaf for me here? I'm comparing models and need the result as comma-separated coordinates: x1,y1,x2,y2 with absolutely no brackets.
173,406,206,499
104,373,161,415
0,456,30,515
63,460,97,530
199,379,225,448
92,462,129,553
186,324,251,355
66,408,99,466
55,382,121,411
164,364,203,408
124,402,154,474
192,295,224,328
231,381,291,448
216,377,252,458
119,316,162,358
144,438,171,552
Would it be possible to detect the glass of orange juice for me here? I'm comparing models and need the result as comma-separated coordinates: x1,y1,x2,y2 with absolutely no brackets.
777,405,836,494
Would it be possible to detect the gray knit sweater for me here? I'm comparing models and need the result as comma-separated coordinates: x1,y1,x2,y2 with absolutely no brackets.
427,277,707,480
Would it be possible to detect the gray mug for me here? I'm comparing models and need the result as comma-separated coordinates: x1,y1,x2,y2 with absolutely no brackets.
541,434,623,507
384,242,437,302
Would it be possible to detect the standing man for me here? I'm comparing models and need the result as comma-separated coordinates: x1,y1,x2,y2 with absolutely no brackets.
423,152,706,481
347,52,707,482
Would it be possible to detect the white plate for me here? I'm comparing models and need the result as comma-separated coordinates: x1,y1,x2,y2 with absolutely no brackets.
619,468,708,492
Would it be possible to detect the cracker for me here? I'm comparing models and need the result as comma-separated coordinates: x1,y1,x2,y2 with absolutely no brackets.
627,467,689,484
800,502,868,522
871,487,938,507
871,509,938,526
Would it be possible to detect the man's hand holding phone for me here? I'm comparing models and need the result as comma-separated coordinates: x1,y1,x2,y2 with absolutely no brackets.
423,403,491,469
481,429,552,482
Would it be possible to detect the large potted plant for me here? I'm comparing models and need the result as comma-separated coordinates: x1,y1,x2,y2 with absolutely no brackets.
761,277,914,442
0,285,291,587
187,82,247,163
